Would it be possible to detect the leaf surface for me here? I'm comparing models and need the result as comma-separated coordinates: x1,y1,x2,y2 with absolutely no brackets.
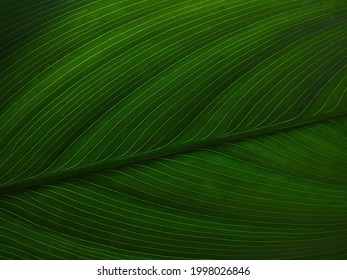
0,0,346,259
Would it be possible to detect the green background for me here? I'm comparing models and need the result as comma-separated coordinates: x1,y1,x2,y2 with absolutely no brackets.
0,0,346,259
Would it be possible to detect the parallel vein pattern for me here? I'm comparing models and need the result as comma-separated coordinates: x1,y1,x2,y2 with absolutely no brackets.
0,0,346,259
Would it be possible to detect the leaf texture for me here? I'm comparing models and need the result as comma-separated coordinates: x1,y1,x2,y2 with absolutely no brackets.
0,0,346,259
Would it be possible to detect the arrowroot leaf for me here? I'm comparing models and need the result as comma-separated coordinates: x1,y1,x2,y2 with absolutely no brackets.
0,0,346,259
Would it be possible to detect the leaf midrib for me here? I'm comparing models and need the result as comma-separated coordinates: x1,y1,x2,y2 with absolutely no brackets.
1,111,346,194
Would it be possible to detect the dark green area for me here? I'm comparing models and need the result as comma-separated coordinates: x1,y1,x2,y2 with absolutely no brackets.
0,0,346,259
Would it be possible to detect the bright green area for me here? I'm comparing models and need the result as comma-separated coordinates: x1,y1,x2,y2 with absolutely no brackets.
0,0,346,259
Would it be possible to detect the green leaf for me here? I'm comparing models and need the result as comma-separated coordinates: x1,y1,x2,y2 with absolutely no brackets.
0,0,346,259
